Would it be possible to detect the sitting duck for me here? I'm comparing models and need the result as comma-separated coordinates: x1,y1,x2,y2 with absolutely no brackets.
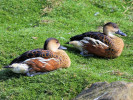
4,38,71,76
67,22,127,58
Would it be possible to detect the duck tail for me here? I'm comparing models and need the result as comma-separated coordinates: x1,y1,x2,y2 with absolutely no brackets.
65,42,70,44
3,65,13,68
66,41,78,44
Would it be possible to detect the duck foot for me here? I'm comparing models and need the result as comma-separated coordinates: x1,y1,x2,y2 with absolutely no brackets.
26,71,52,77
80,52,94,57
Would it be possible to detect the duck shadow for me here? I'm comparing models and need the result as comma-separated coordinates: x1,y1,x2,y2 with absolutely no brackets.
123,53,133,57
65,45,111,60
0,69,24,81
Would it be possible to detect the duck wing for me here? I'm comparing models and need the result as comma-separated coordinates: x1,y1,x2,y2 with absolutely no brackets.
10,49,56,65
80,37,109,56
25,57,60,74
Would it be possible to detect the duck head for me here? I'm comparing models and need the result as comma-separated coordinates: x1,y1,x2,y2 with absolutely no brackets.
43,38,67,51
103,22,127,37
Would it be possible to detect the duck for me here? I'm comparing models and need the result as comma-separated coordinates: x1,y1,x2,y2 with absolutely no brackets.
4,38,71,76
67,22,127,58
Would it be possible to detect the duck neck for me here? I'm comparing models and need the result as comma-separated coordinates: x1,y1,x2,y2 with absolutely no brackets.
47,47,58,52
103,30,115,38
107,32,115,37
55,50,71,68
103,27,116,38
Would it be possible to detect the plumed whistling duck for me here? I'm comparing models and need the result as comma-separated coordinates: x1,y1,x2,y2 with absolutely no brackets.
67,22,127,58
4,38,71,76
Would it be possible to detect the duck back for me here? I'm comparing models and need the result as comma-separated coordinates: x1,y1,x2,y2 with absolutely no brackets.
10,49,55,65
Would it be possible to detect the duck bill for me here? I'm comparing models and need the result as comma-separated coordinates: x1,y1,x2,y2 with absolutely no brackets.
3,66,13,68
58,45,67,50
115,30,127,36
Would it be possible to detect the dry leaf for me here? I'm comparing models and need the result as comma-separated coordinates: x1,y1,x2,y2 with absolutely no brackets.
32,37,38,40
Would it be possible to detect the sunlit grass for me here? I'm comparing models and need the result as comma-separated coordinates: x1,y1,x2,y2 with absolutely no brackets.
0,0,133,99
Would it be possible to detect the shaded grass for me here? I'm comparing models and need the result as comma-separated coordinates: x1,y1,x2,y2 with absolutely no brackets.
0,0,133,99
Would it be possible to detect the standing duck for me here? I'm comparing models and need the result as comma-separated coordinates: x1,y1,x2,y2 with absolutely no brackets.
67,22,127,58
4,38,71,76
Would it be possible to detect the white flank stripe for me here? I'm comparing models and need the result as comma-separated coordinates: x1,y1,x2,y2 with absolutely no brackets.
83,37,108,47
24,57,58,64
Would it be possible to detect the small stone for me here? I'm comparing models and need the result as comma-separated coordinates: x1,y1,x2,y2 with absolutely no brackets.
94,12,100,16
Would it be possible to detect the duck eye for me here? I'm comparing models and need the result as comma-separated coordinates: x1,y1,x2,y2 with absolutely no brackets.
112,24,118,28
113,26,117,28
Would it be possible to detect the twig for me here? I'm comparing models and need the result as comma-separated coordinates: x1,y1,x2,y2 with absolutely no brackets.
123,7,130,14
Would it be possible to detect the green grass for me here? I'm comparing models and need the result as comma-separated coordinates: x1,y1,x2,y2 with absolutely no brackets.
0,0,133,99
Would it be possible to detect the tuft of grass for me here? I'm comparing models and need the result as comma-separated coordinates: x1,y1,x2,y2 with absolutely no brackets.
0,0,133,99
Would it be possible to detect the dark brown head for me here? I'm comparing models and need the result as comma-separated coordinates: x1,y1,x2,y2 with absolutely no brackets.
103,22,127,37
44,38,67,51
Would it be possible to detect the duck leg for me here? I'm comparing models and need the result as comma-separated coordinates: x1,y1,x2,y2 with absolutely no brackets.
80,39,94,56
26,71,51,77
